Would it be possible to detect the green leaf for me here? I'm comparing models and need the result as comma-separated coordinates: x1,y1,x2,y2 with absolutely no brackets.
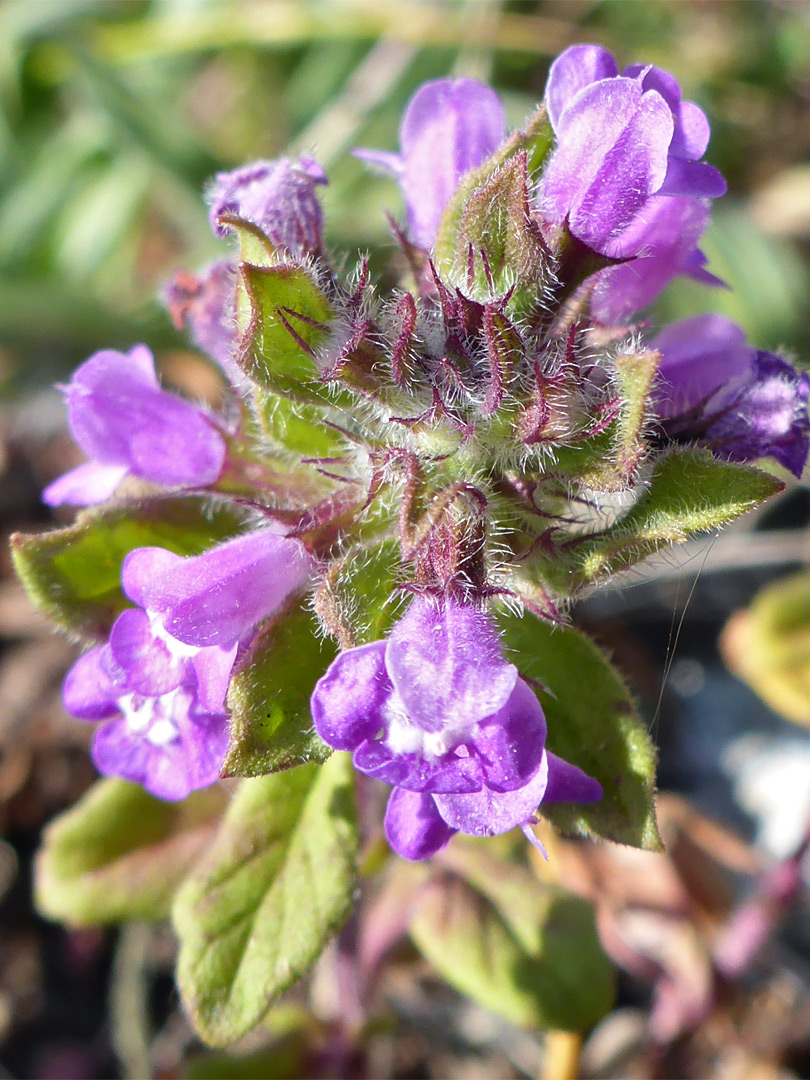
410,843,614,1031
223,604,337,778
529,449,784,595
173,756,357,1048
499,611,661,850
35,780,226,926
314,539,401,648
11,496,246,641
238,263,333,398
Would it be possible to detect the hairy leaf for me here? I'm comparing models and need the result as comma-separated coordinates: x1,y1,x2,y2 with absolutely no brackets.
238,263,332,397
411,843,613,1030
173,755,357,1047
529,449,784,595
35,779,226,925
223,604,336,777
499,611,661,850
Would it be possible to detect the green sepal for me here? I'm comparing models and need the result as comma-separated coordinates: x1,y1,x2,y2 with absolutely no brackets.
217,213,277,267
238,262,333,399
223,603,336,778
499,611,661,850
35,780,227,926
436,151,551,302
410,841,614,1030
434,103,554,277
173,755,358,1048
11,496,246,641
529,449,784,595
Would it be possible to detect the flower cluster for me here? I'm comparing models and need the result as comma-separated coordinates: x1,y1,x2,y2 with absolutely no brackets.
25,43,809,865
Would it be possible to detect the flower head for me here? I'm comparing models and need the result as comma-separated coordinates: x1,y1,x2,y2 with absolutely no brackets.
63,645,229,801
42,346,227,507
60,530,313,799
654,315,810,477
538,44,726,257
311,597,601,860
207,156,327,258
354,78,506,250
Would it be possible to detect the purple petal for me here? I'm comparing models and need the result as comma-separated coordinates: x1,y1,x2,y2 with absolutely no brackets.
658,157,727,199
434,751,550,837
192,643,239,712
625,63,682,112
470,678,546,793
109,609,185,697
383,787,457,861
543,752,603,803
351,148,405,180
653,314,752,418
92,688,228,801
310,641,390,751
62,647,121,721
623,65,711,160
683,247,726,288
671,101,711,160
708,352,810,478
208,157,327,257
42,461,129,507
64,347,226,489
122,531,312,648
545,44,618,131
385,598,517,734
590,196,712,325
398,78,506,249
352,739,482,793
540,79,673,254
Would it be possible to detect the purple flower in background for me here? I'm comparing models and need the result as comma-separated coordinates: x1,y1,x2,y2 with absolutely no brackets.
538,44,726,257
310,597,601,860
63,645,229,801
208,157,327,258
589,197,723,326
654,315,810,477
164,262,241,385
42,346,227,507
354,78,506,250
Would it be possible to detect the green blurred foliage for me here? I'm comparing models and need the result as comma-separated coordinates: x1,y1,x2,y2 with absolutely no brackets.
1,0,808,393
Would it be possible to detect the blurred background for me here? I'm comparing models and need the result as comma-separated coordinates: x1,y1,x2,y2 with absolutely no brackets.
1,1,810,1077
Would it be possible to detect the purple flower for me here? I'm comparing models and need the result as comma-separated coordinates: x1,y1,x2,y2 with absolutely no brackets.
589,196,723,326
538,44,726,257
121,529,313,649
310,597,601,861
42,346,227,507
653,315,810,477
207,157,327,258
63,645,229,801
164,262,241,385
60,530,312,799
354,78,506,250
